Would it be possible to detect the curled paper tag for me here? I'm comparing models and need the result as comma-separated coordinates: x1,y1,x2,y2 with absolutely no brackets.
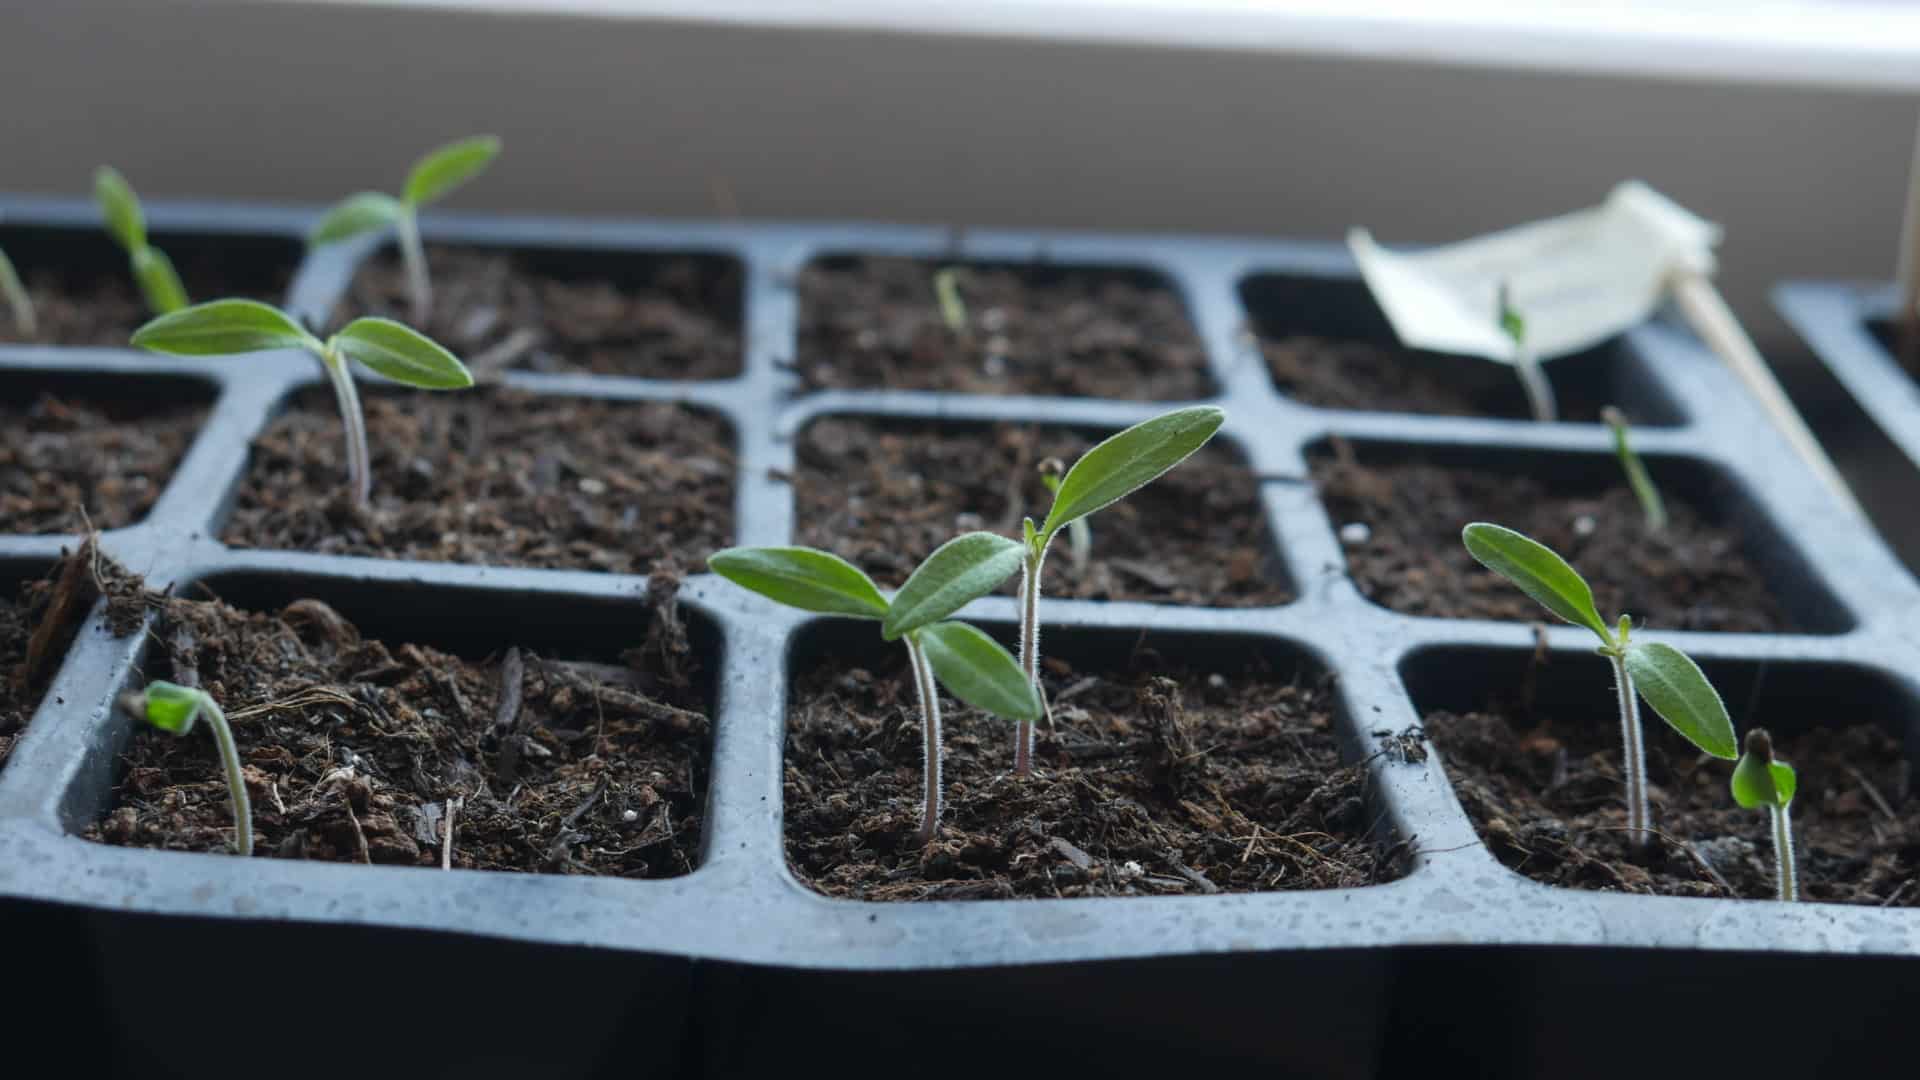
1349,181,1720,365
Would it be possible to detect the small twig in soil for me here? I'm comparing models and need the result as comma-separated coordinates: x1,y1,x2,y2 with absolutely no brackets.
1846,766,1898,822
1881,880,1914,907
440,796,461,870
344,800,371,864
494,647,526,782
227,686,361,723
23,536,101,688
466,326,543,377
1171,860,1220,894
544,775,608,869
1048,836,1095,871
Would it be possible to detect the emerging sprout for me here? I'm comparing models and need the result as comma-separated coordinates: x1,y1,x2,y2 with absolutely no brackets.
932,266,969,339
131,299,472,506
121,681,252,856
1601,406,1667,532
309,135,503,325
1036,458,1091,574
1461,522,1736,845
0,245,32,335
94,166,188,315
709,535,1041,844
1497,281,1556,423
1012,407,1225,774
1731,727,1798,902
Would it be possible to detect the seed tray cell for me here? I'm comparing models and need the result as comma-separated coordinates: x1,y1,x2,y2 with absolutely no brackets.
0,197,1914,1077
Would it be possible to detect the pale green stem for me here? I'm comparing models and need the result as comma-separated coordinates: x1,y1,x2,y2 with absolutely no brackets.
1014,550,1047,776
197,695,253,857
1065,518,1091,574
1610,651,1651,847
1771,803,1798,902
396,209,432,326
1514,341,1558,423
1604,407,1667,532
905,636,943,845
0,249,34,336
320,348,372,507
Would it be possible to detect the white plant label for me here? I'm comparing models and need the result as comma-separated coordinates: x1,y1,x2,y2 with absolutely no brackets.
1348,181,1719,365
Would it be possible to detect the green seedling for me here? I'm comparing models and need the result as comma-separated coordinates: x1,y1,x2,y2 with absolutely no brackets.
709,534,1041,844
1602,406,1667,532
0,245,32,335
309,135,503,325
95,166,187,315
1036,458,1090,574
131,299,472,506
121,681,251,856
1498,281,1556,423
1462,522,1736,845
1731,727,1799,902
933,266,970,339
1012,406,1225,774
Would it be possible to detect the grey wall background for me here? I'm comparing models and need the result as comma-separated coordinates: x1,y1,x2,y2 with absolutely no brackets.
1,0,1914,359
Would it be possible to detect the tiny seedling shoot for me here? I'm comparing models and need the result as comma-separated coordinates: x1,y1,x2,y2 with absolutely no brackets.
1012,406,1225,774
709,534,1042,844
1601,406,1667,531
122,681,252,856
933,266,970,340
309,135,503,324
95,166,188,315
1036,458,1090,574
0,244,31,335
1731,727,1799,902
130,299,472,506
1461,522,1737,845
1497,281,1557,423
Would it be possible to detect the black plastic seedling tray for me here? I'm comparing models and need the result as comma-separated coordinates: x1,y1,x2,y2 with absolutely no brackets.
3,197,1917,1079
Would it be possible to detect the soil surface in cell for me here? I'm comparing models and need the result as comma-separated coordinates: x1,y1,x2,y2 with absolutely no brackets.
91,578,709,875
794,418,1287,606
1,540,148,770
785,652,1406,900
1429,700,1920,905
1311,447,1793,632
796,257,1213,399
0,246,293,347
333,246,742,379
1261,335,1617,420
222,386,734,573
2,388,208,533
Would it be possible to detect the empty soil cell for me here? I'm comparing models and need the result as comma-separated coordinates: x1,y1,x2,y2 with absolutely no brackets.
0,229,296,347
1427,700,1919,906
332,245,742,379
793,418,1288,606
1310,446,1796,632
221,386,734,573
783,643,1406,900
1,384,208,533
89,583,710,875
796,256,1213,399
1,544,146,770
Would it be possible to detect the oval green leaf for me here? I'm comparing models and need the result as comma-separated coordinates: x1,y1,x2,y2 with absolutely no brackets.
132,246,188,314
1623,641,1736,759
94,166,145,252
1040,406,1225,541
310,192,403,245
139,680,204,734
332,318,473,389
131,299,315,356
1460,523,1609,641
708,546,889,620
403,135,502,207
881,532,1025,641
916,621,1041,723
1731,749,1796,809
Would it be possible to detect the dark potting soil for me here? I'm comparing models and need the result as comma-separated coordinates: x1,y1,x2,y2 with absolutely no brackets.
333,246,742,379
1,539,148,770
90,579,709,875
793,418,1288,606
795,256,1213,399
1,389,207,533
1310,446,1793,632
1428,703,1920,905
221,386,734,574
1259,335,1608,421
0,241,294,347
784,651,1405,900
